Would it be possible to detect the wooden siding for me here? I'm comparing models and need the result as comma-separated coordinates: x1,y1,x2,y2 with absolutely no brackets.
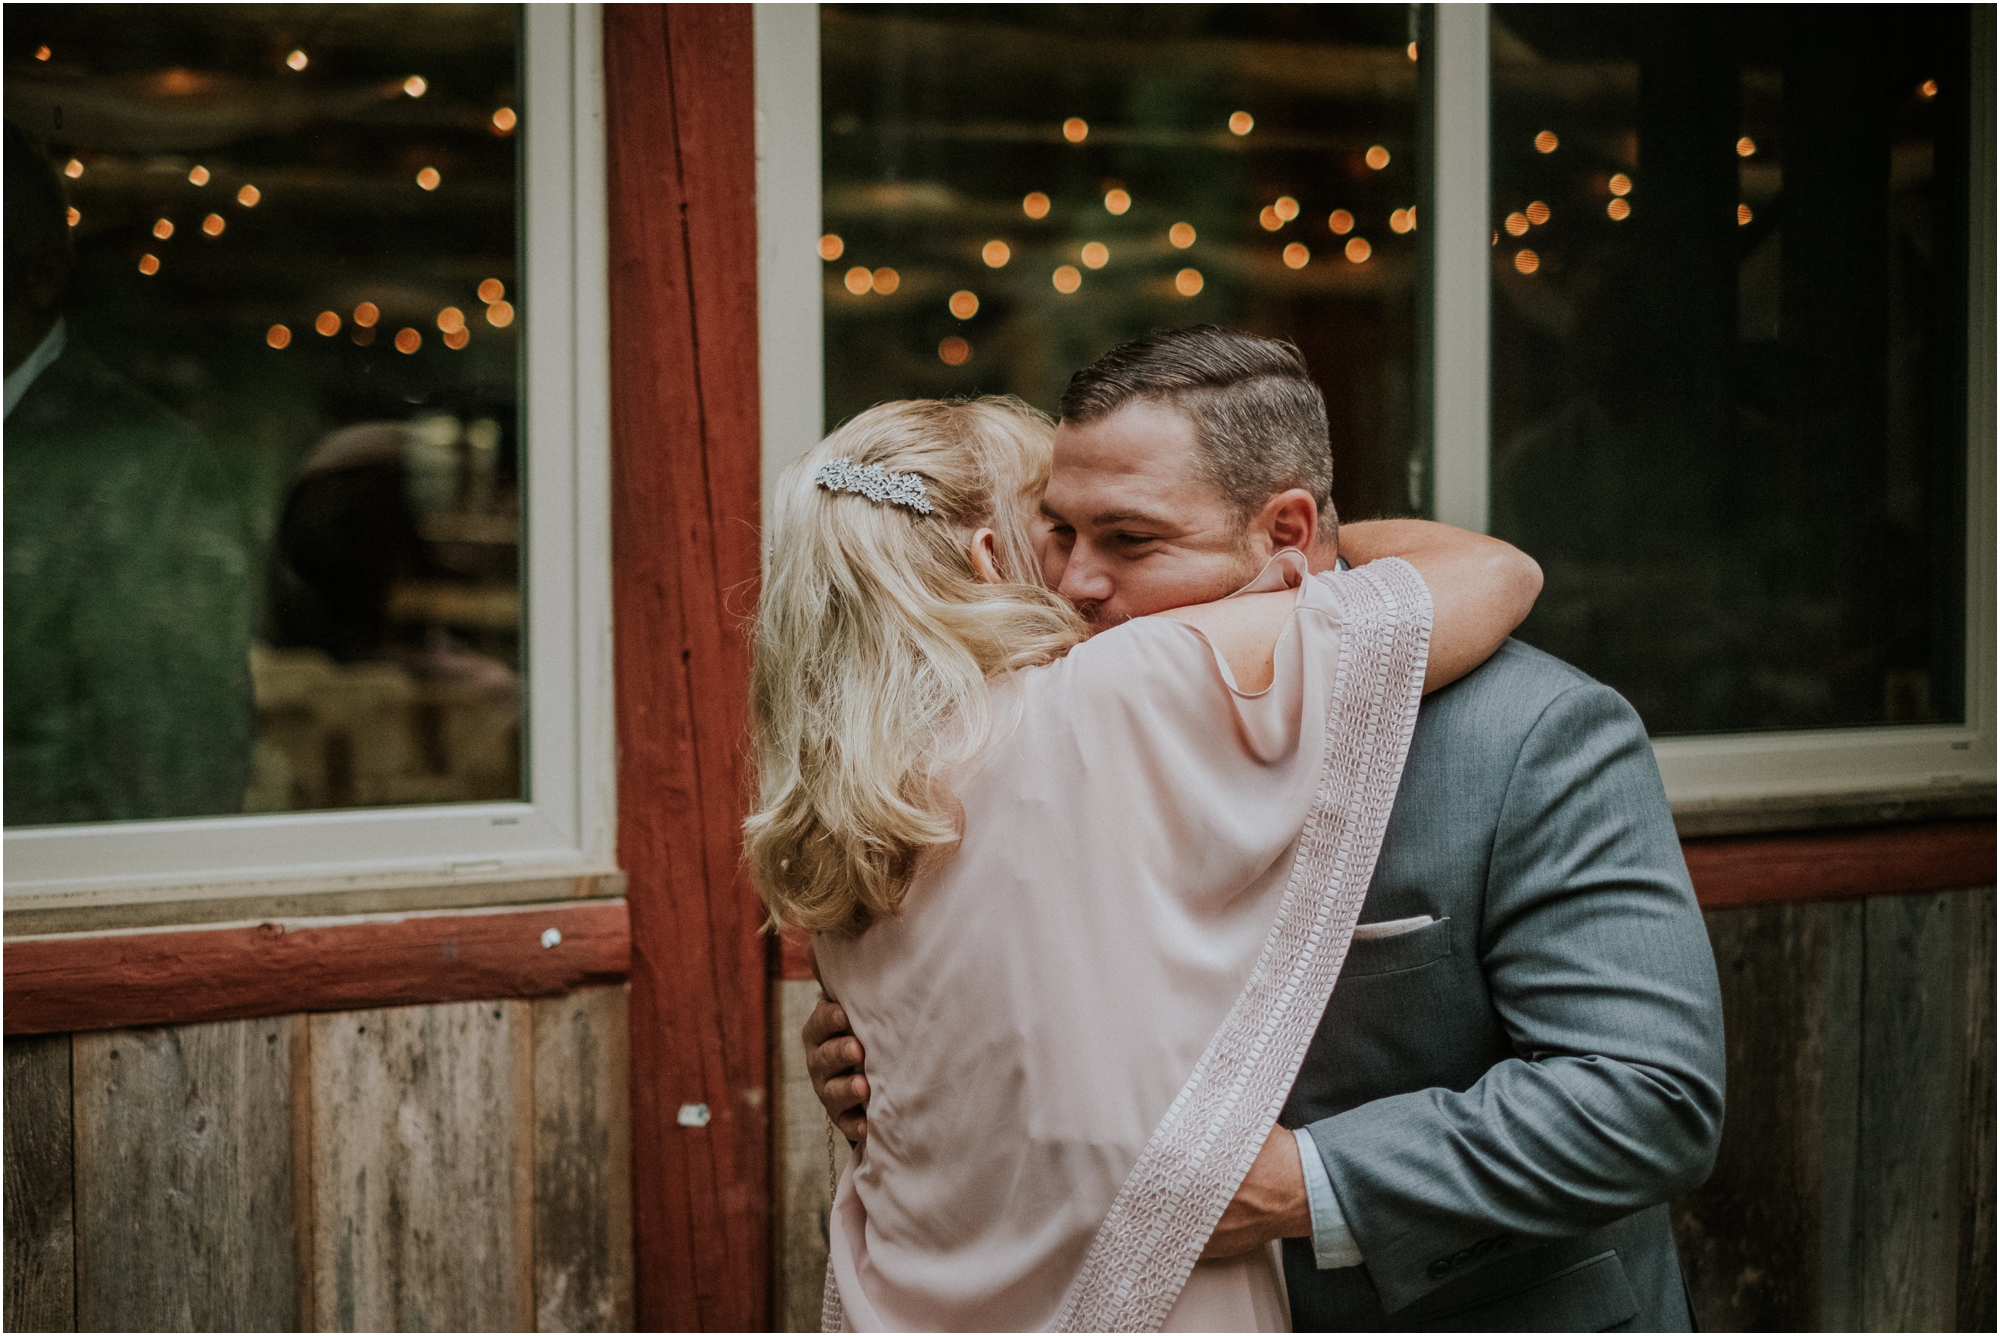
603,5,769,1331
2,987,630,1333
1672,886,1997,1330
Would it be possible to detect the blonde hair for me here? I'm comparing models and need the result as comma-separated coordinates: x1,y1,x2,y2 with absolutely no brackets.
746,397,1087,937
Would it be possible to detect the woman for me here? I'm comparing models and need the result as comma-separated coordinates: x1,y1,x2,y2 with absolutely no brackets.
747,397,1538,1331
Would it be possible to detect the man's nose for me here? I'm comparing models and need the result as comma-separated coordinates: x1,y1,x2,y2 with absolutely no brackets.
1057,542,1114,603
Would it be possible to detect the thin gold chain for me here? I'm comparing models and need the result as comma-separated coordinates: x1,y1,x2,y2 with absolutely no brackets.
826,1117,840,1200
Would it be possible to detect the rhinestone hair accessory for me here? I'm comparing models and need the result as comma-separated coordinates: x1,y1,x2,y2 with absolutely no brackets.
814,458,936,516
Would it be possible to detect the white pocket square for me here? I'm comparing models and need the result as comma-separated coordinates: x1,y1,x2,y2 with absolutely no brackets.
1351,914,1437,941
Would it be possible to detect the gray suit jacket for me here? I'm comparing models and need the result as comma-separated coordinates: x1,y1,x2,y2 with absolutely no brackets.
1279,639,1725,1331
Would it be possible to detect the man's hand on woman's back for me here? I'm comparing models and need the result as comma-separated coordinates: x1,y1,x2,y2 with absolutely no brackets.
805,995,871,1141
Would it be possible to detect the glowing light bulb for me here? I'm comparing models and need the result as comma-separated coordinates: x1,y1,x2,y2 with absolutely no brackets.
1514,249,1540,274
1406,42,1418,61
1274,196,1300,222
938,336,971,366
1737,203,1754,226
35,45,51,61
1052,265,1082,294
844,266,872,295
153,218,175,239
438,307,466,333
1283,243,1309,269
267,324,292,349
315,311,341,336
64,159,83,179
1365,145,1390,170
1080,242,1109,269
1228,111,1253,136
138,254,161,275
1920,79,1938,99
1526,201,1550,226
395,327,421,353
478,278,505,303
948,290,979,319
404,75,428,98
1504,212,1529,237
188,165,210,186
1344,237,1372,264
416,167,441,191
1062,117,1088,143
485,301,514,327
202,213,226,236
353,302,380,327
1389,209,1413,235
237,184,260,207
1174,268,1203,296
1328,209,1354,235
1022,192,1051,220
982,240,1011,268
1609,173,1632,197
287,49,308,71
871,266,900,295
819,234,844,261
491,107,517,134
1607,198,1632,221
1736,136,1757,158
66,207,79,227
1259,206,1284,232
1104,188,1131,215
1534,130,1559,154
444,327,470,350
1169,222,1196,249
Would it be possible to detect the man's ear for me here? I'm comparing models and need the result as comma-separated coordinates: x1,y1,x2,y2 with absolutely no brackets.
1253,489,1320,556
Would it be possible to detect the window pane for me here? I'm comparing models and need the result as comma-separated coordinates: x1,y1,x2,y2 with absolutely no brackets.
821,4,1424,522
5,4,524,825
1488,5,1969,735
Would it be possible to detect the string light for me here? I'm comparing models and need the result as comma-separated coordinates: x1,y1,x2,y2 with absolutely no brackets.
1736,137,1757,158
1175,268,1203,296
1274,196,1300,222
188,165,210,186
416,167,441,191
354,302,380,327
35,45,51,61
1389,208,1414,234
1080,242,1109,269
948,290,979,319
286,49,308,71
478,278,505,303
1169,222,1196,248
1607,198,1631,221
66,207,79,227
153,218,175,239
1365,145,1391,170
1022,192,1051,219
395,328,421,353
202,213,226,237
1228,111,1253,136
1505,212,1529,237
491,107,517,134
138,254,161,275
1344,237,1372,264
237,184,261,207
871,267,900,295
485,301,514,327
64,159,83,179
1737,203,1754,226
444,327,470,350
1283,243,1309,269
938,335,971,366
1062,117,1088,143
819,234,844,261
1052,265,1082,294
1609,173,1633,196
1328,209,1355,235
1534,130,1559,154
1514,248,1540,274
315,311,341,336
438,307,466,333
1104,188,1131,215
1526,201,1550,226
1920,79,1938,99
403,75,428,98
1406,42,1418,61
1260,206,1284,232
982,240,1011,268
844,266,872,295
267,325,292,349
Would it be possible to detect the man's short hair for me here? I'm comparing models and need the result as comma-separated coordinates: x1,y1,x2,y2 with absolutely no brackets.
1058,326,1334,533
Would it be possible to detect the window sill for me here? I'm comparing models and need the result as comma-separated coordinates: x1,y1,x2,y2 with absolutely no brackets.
1671,781,1996,839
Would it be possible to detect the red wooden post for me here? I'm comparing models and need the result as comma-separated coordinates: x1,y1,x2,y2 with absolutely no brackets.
604,7,769,1330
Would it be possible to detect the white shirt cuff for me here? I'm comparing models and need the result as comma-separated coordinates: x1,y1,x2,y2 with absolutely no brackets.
1293,1126,1364,1269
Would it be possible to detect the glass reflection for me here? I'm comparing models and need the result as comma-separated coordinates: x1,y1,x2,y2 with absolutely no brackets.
4,4,523,824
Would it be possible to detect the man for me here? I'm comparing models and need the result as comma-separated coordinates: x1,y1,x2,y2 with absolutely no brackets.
5,121,253,824
806,327,1724,1330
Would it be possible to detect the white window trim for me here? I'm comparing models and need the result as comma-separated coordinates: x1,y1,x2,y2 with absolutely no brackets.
4,4,618,918
1431,3,1996,812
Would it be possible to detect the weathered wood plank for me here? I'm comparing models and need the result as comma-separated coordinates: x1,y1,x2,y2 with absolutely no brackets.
308,1000,533,1332
532,986,634,1332
72,1018,299,1331
773,980,852,1333
1954,887,1996,1331
4,1034,75,1332
605,5,770,1331
6,900,629,1036
1855,889,1961,1331
1672,904,1830,1331
1817,900,1864,1332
